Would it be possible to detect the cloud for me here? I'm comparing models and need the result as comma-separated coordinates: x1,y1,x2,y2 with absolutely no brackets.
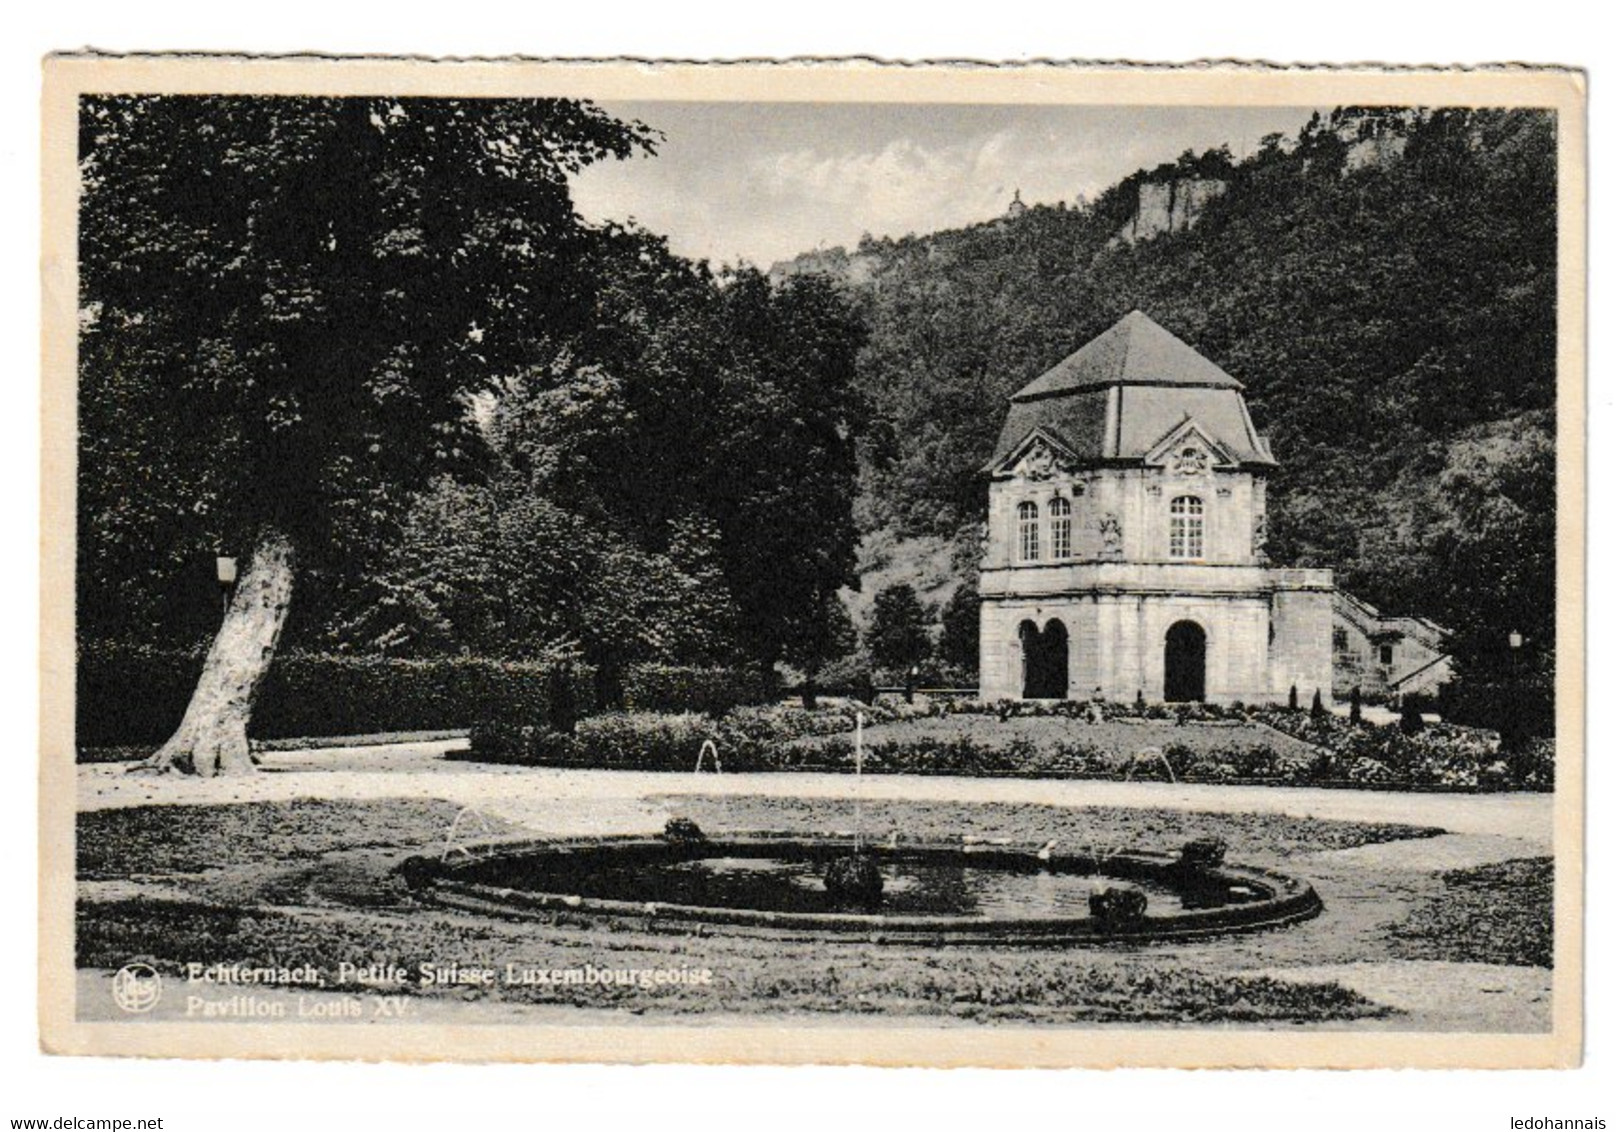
736,128,1082,252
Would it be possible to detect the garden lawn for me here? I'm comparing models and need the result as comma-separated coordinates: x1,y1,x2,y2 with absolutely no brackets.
1388,857,1554,967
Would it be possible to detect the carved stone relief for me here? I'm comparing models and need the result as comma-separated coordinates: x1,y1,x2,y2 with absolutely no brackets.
1098,512,1123,557
1015,437,1075,482
1172,444,1210,476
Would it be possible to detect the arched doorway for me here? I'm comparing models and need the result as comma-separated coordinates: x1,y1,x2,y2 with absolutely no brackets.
1164,620,1207,702
1020,618,1069,699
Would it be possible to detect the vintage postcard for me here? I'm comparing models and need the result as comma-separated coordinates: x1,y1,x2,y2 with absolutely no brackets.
40,55,1586,1067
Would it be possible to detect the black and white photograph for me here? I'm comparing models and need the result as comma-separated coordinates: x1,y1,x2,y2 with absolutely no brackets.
39,56,1584,1072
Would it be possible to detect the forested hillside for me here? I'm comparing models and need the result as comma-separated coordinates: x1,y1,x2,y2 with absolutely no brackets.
819,107,1556,674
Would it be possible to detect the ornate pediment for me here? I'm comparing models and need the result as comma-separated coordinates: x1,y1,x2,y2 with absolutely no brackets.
1142,418,1237,475
996,429,1082,481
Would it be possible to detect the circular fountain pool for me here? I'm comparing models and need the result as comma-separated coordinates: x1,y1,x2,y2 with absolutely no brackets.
400,834,1323,945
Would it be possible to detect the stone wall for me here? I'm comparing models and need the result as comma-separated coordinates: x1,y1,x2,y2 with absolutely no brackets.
979,571,1333,704
1268,587,1335,704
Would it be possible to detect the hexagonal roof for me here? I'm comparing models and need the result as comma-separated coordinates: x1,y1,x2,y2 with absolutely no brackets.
987,311,1274,472
1010,310,1243,401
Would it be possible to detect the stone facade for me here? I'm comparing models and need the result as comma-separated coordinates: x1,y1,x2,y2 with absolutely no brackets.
978,311,1334,704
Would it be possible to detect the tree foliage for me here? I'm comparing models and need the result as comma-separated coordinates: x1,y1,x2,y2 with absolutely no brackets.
866,583,933,674
336,227,867,682
77,95,658,644
937,582,981,677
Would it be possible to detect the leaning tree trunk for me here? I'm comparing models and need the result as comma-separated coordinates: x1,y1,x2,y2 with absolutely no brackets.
136,527,297,777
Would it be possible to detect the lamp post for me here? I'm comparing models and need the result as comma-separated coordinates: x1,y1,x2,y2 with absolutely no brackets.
1504,629,1527,772
215,554,238,619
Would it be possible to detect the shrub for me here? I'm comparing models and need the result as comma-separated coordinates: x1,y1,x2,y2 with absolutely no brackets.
1179,837,1228,869
1441,674,1554,740
1513,737,1556,791
75,643,206,747
662,817,707,844
1347,757,1397,786
464,722,579,765
1398,697,1426,735
824,853,884,905
1089,885,1148,928
621,664,770,717
466,719,530,761
570,712,722,771
815,654,876,696
76,642,596,748
463,698,963,772
547,663,580,734
453,686,1539,793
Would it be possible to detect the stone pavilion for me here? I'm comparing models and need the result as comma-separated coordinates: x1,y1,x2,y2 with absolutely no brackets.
977,310,1334,704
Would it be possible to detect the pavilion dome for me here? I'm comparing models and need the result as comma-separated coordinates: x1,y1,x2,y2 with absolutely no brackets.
986,310,1275,472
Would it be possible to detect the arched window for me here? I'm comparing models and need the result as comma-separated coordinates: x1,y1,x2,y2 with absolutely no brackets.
1048,496,1072,559
1017,501,1040,562
1169,495,1204,560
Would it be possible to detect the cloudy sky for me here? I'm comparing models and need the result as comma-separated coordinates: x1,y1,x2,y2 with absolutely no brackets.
570,102,1320,268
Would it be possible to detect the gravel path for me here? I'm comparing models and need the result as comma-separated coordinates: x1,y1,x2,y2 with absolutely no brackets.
79,741,1553,852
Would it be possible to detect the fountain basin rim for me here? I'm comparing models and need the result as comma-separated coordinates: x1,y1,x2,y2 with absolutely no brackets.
401,834,1324,945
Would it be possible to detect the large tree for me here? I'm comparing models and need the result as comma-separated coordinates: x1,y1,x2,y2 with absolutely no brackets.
705,270,868,671
79,95,655,774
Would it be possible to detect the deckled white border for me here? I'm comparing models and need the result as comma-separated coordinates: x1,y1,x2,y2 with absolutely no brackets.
39,55,1587,1069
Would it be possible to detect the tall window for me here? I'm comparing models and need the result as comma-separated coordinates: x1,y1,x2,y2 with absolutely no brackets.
1049,496,1072,559
1169,495,1204,560
1017,501,1040,562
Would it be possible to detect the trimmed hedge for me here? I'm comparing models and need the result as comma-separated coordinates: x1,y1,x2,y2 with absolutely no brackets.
460,699,937,770
621,664,772,716
76,642,595,747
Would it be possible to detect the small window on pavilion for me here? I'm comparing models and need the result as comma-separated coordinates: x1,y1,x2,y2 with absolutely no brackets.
1168,495,1204,560
1017,501,1040,562
1049,496,1072,559
1379,643,1395,666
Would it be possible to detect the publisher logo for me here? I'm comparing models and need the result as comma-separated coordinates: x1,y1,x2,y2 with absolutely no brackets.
112,963,162,1014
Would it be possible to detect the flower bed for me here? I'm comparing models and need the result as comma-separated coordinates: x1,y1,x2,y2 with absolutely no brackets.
458,694,1547,793
459,697,943,772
